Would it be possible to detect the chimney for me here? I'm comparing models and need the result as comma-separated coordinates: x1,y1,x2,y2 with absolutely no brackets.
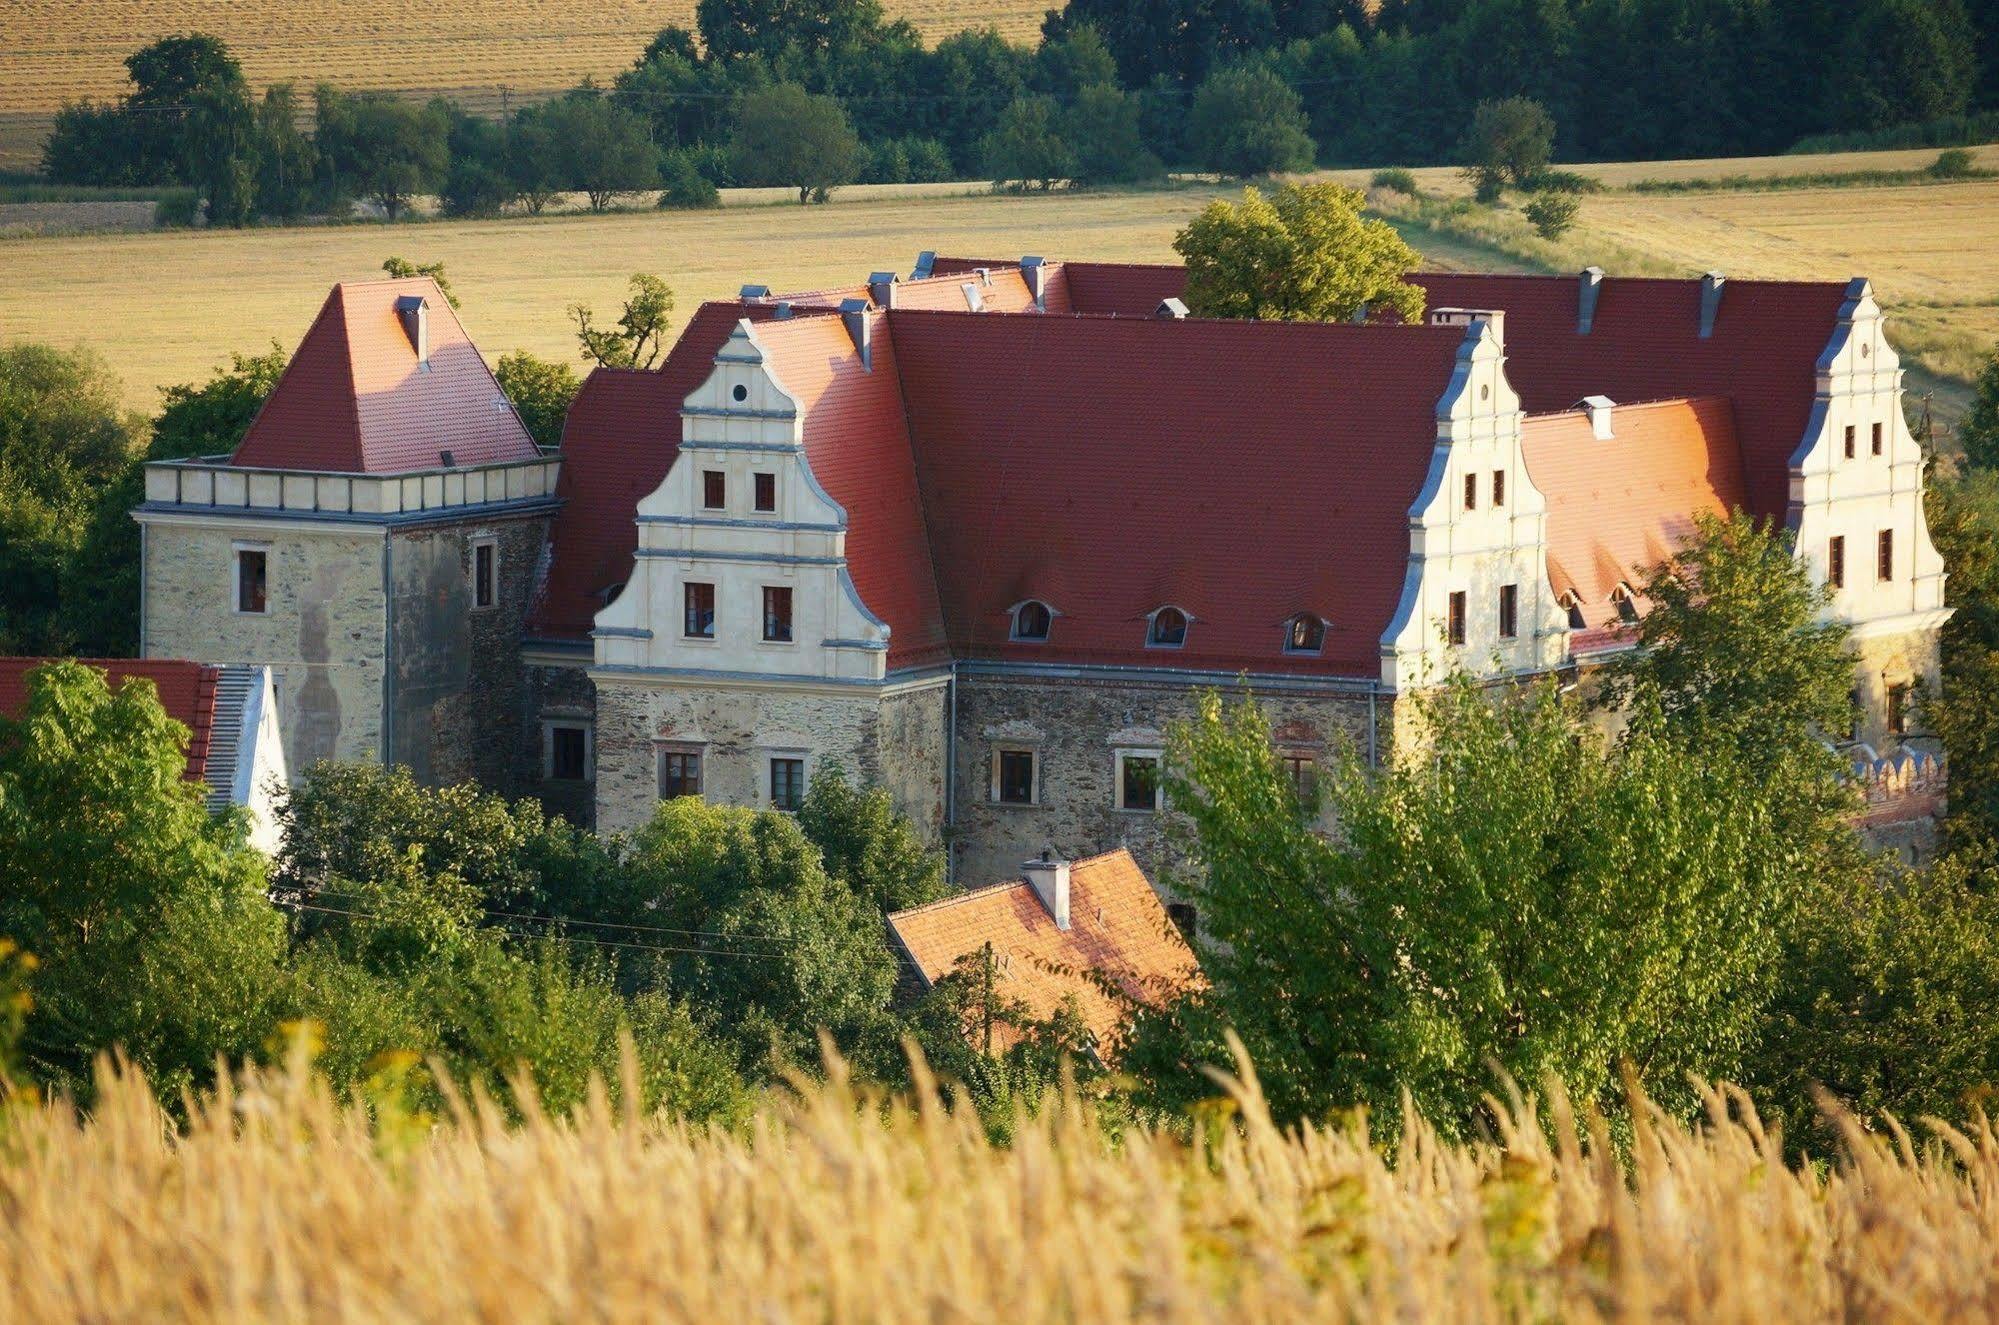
1022,850,1071,931
1577,266,1604,334
738,283,771,300
912,250,936,280
1698,271,1725,339
1580,394,1615,439
773,300,794,320
1021,255,1047,309
1155,297,1189,319
838,297,872,369
1428,306,1504,344
394,295,429,364
868,271,899,309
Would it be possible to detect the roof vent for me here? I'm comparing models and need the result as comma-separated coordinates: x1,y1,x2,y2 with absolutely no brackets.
868,271,898,309
739,284,771,300
1578,266,1604,334
394,295,429,364
912,250,936,280
1155,298,1189,319
838,297,873,369
1579,394,1616,439
773,300,794,320
1021,255,1047,309
975,267,992,286
1022,849,1071,931
1698,271,1725,339
439,449,456,468
961,283,986,313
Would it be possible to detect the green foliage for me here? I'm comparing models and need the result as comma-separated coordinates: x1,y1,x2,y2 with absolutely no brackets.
439,111,514,218
982,96,1073,192
1369,167,1418,194
1925,471,1999,850
1930,147,1978,179
526,88,662,211
0,343,141,653
252,84,317,220
658,149,723,207
696,0,892,65
180,79,259,227
795,764,949,914
1522,190,1579,239
571,274,676,370
495,351,581,448
1174,181,1425,323
313,88,450,220
1187,63,1316,178
1460,97,1555,202
1960,346,1999,471
0,938,35,1092
1064,83,1161,186
1790,109,1999,154
729,82,863,203
380,257,456,306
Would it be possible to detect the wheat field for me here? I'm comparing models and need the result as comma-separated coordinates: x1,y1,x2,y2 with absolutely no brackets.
2,1046,1997,1323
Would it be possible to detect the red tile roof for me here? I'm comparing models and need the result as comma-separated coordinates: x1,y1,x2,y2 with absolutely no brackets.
0,658,219,783
232,278,539,475
1522,397,1746,631
886,849,1202,1054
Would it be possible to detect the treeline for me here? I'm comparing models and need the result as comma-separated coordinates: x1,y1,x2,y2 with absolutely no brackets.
40,0,1999,226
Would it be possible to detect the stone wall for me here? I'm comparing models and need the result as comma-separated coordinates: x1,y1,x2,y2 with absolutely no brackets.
877,677,949,840
142,518,386,768
947,671,1386,893
523,656,598,827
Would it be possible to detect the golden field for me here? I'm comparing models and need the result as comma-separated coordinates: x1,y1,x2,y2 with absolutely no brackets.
3,1048,1998,1323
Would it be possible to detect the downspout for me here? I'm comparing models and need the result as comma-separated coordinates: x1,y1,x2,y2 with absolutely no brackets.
944,660,958,887
379,534,395,765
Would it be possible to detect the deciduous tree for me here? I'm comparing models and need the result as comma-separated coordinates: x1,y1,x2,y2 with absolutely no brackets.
571,274,676,369
1460,96,1556,202
1174,181,1424,322
729,82,863,203
495,352,582,448
1187,62,1316,178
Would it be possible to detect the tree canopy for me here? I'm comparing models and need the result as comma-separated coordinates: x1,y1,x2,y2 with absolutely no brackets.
729,82,863,203
1174,181,1425,323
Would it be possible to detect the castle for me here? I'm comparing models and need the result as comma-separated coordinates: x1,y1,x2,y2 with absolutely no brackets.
134,254,1951,885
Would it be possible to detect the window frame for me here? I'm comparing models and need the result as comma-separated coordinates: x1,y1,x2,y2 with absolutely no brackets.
992,747,1038,806
1871,421,1884,456
1829,535,1846,589
471,537,498,612
683,581,717,639
753,471,777,513
1115,748,1164,813
1492,468,1506,508
656,744,704,801
701,469,727,510
1279,749,1318,804
1011,600,1053,642
1843,424,1856,459
1284,613,1326,655
1498,583,1519,640
1887,680,1911,737
1878,529,1895,582
232,541,271,616
1463,472,1477,511
761,585,794,643
542,720,593,782
1447,590,1467,646
768,754,808,813
1147,606,1189,649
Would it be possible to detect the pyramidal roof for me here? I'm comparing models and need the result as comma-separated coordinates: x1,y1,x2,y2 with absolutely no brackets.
231,277,539,474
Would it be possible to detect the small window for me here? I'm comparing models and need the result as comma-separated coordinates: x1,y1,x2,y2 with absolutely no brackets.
1829,535,1846,589
1285,614,1325,654
546,724,589,781
1612,583,1639,624
1878,529,1894,582
1118,752,1162,812
1463,472,1477,511
1843,425,1855,459
1012,600,1052,641
234,546,268,615
1888,682,1910,737
1498,583,1518,640
1447,591,1466,646
732,383,749,403
1492,469,1506,507
1558,589,1585,630
770,757,806,812
753,471,776,512
762,586,793,642
1849,687,1863,742
702,470,726,509
659,749,702,799
996,749,1036,805
472,539,497,610
1871,422,1884,456
684,582,716,638
1149,608,1188,648
1281,751,1317,803
1166,902,1197,940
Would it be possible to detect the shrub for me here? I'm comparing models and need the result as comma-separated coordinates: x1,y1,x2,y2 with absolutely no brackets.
153,189,199,227
1187,63,1316,179
1518,168,1601,194
1523,191,1580,239
1931,147,1977,179
658,149,721,208
1369,167,1417,195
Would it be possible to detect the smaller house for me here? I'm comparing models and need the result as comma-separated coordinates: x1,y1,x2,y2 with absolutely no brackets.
0,659,289,855
886,849,1201,1057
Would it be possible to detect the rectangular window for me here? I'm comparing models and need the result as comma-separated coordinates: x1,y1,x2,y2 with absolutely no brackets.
234,545,268,614
1119,753,1161,812
659,750,702,800
1281,752,1317,803
1463,473,1477,510
762,586,793,642
996,749,1036,805
702,470,726,509
1888,682,1910,737
1844,425,1856,459
1878,529,1894,582
1448,591,1467,646
472,539,497,610
1871,422,1884,456
1498,583,1518,640
754,472,776,512
683,582,716,638
1829,535,1846,589
546,724,589,781
770,757,806,812
1492,469,1506,507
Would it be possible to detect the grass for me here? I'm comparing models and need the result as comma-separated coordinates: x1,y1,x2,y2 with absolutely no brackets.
4,1047,1999,1321
1791,111,1999,154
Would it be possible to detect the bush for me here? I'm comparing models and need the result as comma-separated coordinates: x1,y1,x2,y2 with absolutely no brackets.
1369,167,1417,195
1523,191,1580,239
1931,148,1977,179
1517,167,1601,194
1187,63,1316,179
658,149,721,208
153,189,200,227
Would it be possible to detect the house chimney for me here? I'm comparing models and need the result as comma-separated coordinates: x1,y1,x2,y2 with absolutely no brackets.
1428,306,1504,344
773,300,794,320
1580,394,1615,439
1698,271,1725,339
394,295,429,363
1577,266,1604,334
1022,850,1071,931
838,297,872,369
868,271,899,309
912,250,936,280
1155,297,1189,319
1021,255,1047,309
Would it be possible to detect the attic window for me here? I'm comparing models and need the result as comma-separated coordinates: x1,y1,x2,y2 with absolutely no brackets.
1558,589,1585,630
1148,607,1188,648
732,383,749,403
1611,582,1640,623
1284,614,1325,654
1012,600,1052,642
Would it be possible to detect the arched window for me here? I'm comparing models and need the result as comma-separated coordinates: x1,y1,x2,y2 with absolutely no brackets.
1149,607,1188,648
1284,613,1325,654
1011,600,1052,641
1610,582,1639,624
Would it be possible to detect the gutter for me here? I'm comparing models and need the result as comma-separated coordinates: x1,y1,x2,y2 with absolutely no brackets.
945,660,958,887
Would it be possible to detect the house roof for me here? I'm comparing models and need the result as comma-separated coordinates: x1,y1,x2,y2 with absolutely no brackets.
0,658,219,783
1522,397,1747,631
886,849,1202,1053
231,277,540,475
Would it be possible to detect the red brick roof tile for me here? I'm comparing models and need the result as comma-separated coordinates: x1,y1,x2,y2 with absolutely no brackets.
0,658,219,783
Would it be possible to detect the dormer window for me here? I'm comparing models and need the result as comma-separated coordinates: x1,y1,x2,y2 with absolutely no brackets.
1558,589,1585,630
1011,600,1052,641
1284,614,1325,654
1610,582,1639,624
1148,607,1188,648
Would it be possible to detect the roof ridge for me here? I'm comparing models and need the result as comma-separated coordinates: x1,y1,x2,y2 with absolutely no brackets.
888,878,1029,921
887,307,1461,335
1525,393,1733,418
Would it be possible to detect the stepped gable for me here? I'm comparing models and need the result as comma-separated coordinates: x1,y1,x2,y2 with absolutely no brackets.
232,277,538,475
0,658,219,783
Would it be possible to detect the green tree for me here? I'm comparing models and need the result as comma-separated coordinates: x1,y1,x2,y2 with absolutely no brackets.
1924,471,1999,850
0,662,288,1102
381,256,458,307
495,352,582,448
981,95,1074,192
1063,83,1161,185
252,84,318,220
571,274,676,370
440,109,514,218
123,33,246,182
795,764,949,914
180,78,259,226
1960,345,1999,470
538,88,662,212
1187,62,1316,179
697,0,891,64
1461,96,1556,203
1173,181,1425,323
314,88,450,220
0,343,141,653
729,82,864,204
1031,23,1120,99
1522,190,1578,239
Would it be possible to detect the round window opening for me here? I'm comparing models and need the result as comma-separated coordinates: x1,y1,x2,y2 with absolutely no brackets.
732,383,749,402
